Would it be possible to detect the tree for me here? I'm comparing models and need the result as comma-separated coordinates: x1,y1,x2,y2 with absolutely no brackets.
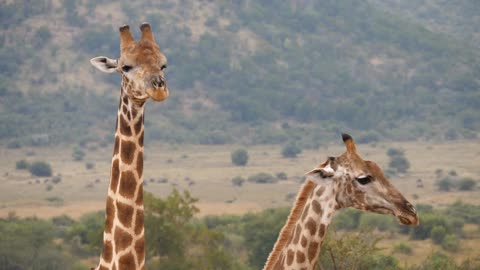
457,178,477,191
231,148,248,166
430,225,446,244
281,143,302,158
29,161,52,177
388,155,410,174
436,177,455,192
231,176,246,187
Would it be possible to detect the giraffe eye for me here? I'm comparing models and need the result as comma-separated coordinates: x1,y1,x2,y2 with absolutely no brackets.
161,64,167,71
122,65,133,72
356,175,373,185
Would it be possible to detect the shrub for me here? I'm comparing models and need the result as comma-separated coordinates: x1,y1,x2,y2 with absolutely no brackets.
51,176,62,184
436,177,455,191
7,140,22,149
85,162,95,170
72,148,85,161
441,234,459,252
29,161,52,177
430,225,446,244
231,176,245,187
393,242,412,255
389,155,410,174
386,148,403,157
457,178,476,191
276,172,288,180
248,173,277,184
16,160,29,170
281,143,302,158
231,148,248,166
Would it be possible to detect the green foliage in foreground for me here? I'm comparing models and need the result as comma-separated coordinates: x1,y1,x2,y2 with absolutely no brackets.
0,193,479,269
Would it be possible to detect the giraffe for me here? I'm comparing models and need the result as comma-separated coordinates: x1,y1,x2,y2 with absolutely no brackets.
89,23,169,270
264,134,419,270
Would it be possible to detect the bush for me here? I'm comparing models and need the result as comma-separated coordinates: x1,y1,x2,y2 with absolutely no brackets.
16,160,29,170
389,155,410,174
276,172,288,180
430,225,446,244
231,176,245,187
72,148,85,161
441,234,460,252
457,178,476,191
29,161,52,177
281,143,302,158
51,176,62,184
386,148,403,157
85,162,95,170
231,148,248,166
436,177,455,191
393,242,412,255
248,172,277,184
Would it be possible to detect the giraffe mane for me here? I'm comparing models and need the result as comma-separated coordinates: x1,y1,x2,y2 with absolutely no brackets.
263,180,317,270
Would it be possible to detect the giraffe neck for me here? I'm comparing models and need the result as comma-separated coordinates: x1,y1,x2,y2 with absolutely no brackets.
264,180,339,270
97,84,146,270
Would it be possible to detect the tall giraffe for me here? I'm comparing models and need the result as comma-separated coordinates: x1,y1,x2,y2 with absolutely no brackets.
264,134,419,270
89,23,169,270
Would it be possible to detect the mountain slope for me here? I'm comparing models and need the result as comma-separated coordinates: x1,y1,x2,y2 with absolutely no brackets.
0,0,479,146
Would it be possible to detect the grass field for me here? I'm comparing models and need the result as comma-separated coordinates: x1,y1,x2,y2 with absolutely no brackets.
0,139,479,264
1,139,479,218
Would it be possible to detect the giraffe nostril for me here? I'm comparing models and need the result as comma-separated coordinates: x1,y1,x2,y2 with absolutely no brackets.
152,77,164,88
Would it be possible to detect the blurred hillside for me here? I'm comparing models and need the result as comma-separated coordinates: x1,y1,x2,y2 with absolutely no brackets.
0,0,479,146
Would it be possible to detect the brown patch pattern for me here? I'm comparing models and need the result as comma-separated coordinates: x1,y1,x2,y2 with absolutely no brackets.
101,240,113,263
308,241,319,262
318,224,326,238
135,209,144,235
287,249,294,266
296,250,306,264
136,151,143,178
119,115,132,136
116,201,134,228
118,252,136,270
311,200,322,215
105,197,115,233
120,140,136,165
316,186,326,196
110,159,120,192
301,236,307,247
119,171,137,199
305,218,317,236
135,238,145,264
133,116,143,135
114,227,133,253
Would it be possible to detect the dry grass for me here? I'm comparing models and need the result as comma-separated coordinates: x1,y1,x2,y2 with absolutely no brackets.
1,140,479,219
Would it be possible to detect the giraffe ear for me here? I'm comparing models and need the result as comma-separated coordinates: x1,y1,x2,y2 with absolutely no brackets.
306,157,336,180
90,56,118,73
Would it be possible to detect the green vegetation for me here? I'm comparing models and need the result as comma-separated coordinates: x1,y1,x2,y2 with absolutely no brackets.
28,161,52,177
231,176,246,187
0,192,479,269
281,143,302,158
387,148,410,174
231,149,249,166
247,172,277,184
15,159,29,170
0,0,479,145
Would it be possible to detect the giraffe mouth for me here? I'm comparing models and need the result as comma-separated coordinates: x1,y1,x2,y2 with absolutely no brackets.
146,86,169,101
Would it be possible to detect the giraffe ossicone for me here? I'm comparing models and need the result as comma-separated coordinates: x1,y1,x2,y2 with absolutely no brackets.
90,23,169,270
264,133,419,270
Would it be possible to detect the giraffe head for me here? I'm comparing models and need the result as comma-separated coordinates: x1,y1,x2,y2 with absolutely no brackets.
307,133,419,226
90,23,169,102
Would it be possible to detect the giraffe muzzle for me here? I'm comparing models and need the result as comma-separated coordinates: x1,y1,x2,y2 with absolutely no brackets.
147,77,169,101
